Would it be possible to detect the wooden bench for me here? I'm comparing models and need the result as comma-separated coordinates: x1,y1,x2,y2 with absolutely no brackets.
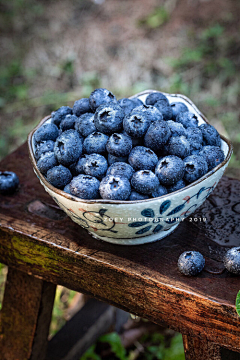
0,143,240,360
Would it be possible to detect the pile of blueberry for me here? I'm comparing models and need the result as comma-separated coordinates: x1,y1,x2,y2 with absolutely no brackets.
178,247,240,276
33,88,225,200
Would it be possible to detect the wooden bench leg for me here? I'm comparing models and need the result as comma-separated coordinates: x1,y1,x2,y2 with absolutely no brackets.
0,267,56,360
183,334,221,360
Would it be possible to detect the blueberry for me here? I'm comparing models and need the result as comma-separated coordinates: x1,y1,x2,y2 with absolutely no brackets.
190,142,203,155
129,191,149,201
106,133,132,157
83,132,109,155
35,140,55,161
167,179,186,193
223,247,240,275
54,130,82,166
155,155,185,186
178,251,205,276
131,170,159,195
199,146,225,170
0,171,19,195
37,151,58,175
51,106,72,127
132,104,163,123
83,153,108,179
72,98,92,117
185,127,203,143
183,155,208,183
34,123,59,144
145,92,168,106
144,120,171,152
170,102,188,120
89,88,117,111
176,111,199,128
106,162,134,180
199,123,221,147
167,135,191,159
108,154,128,166
151,184,168,198
122,130,143,147
70,174,100,199
131,97,143,107
69,154,88,176
94,103,124,134
46,165,72,189
118,98,136,116
59,114,78,132
99,175,131,200
123,112,150,138
154,99,173,120
63,183,71,194
76,113,96,137
167,120,186,137
128,146,158,171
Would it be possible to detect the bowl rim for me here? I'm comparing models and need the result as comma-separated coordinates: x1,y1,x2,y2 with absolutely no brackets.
28,89,233,205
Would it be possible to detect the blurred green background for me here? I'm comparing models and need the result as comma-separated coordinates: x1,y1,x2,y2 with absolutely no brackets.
0,0,240,358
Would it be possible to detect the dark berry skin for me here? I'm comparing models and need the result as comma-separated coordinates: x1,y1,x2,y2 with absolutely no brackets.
167,135,191,159
145,92,168,106
128,146,158,171
132,105,163,123
83,153,108,179
37,152,58,175
46,165,72,189
59,114,78,132
94,103,124,135
199,146,225,170
54,130,82,167
129,191,149,200
131,170,159,195
185,127,203,143
70,174,100,199
70,154,88,176
167,179,186,193
183,155,208,183
123,112,150,138
107,162,134,180
89,88,117,111
76,113,96,137
34,123,59,144
167,120,186,137
223,247,240,275
155,155,185,186
108,154,128,166
170,102,188,120
99,175,131,200
118,98,136,116
176,111,199,128
144,120,171,152
83,132,109,155
63,183,71,194
152,184,168,198
199,124,221,147
106,133,132,157
35,140,55,161
131,97,143,107
178,251,205,276
72,98,92,117
0,171,19,195
51,106,72,127
154,99,173,120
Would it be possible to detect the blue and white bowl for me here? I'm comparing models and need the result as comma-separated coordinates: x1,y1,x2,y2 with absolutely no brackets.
28,90,233,245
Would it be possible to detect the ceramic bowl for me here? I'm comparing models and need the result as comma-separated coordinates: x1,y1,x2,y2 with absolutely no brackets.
28,90,233,245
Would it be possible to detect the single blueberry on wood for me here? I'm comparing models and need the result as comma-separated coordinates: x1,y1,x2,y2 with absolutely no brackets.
0,171,19,195
224,247,240,275
178,251,205,276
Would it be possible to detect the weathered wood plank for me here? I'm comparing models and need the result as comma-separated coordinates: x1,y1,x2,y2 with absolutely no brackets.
183,335,221,360
0,267,56,360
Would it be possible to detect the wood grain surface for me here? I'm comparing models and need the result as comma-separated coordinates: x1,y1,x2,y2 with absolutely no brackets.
0,143,240,352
